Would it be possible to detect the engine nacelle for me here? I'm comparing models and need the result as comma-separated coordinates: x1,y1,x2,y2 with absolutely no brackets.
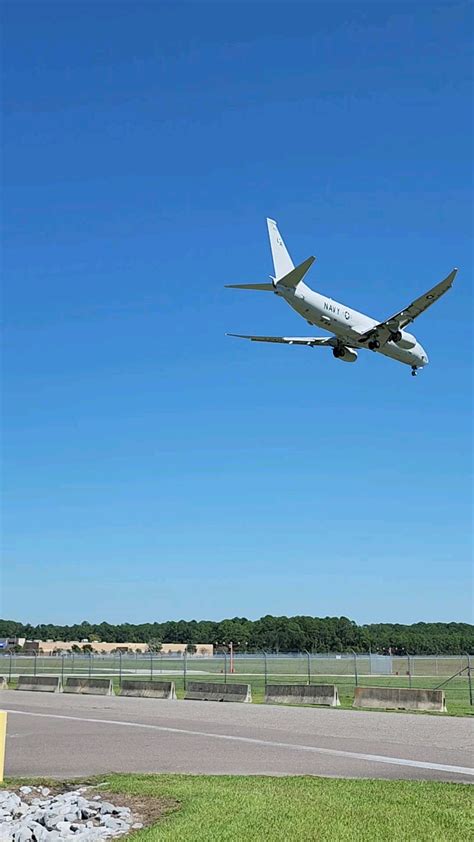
394,330,416,350
333,346,358,363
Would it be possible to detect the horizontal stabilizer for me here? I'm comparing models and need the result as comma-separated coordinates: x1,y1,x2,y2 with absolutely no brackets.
276,255,315,289
225,283,274,291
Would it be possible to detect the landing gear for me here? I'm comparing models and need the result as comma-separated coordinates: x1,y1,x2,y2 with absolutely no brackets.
390,330,402,343
333,346,346,358
411,366,418,377
368,339,380,351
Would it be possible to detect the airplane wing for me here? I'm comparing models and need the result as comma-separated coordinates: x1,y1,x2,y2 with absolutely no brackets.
227,333,335,347
358,268,458,345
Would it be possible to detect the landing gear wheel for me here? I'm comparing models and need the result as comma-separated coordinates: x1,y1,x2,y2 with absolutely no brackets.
390,330,402,343
411,366,418,377
368,339,380,351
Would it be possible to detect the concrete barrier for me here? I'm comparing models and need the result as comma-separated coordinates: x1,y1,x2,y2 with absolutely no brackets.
120,680,176,699
353,686,446,712
0,677,8,690
265,684,340,707
17,675,62,693
64,677,114,696
185,681,252,702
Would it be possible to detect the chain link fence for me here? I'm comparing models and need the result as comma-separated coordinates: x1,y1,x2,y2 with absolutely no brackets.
1,652,472,711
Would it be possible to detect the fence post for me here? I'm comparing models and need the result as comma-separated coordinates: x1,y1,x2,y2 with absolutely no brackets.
150,653,154,681
119,652,122,689
466,653,473,706
8,653,12,683
352,650,358,687
61,655,65,685
306,650,311,685
224,652,227,684
88,654,92,678
407,654,412,688
183,650,187,691
34,653,37,677
72,652,75,674
263,651,267,691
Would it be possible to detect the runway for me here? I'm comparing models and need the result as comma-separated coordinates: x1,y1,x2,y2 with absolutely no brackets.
2,690,473,782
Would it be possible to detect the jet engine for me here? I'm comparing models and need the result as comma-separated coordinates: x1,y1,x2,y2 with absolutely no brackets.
391,330,416,349
333,346,358,363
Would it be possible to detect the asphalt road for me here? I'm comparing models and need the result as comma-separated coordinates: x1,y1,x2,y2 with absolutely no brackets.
2,690,473,782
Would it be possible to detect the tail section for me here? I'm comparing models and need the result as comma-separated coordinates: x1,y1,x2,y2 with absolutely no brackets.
267,218,294,279
225,218,315,292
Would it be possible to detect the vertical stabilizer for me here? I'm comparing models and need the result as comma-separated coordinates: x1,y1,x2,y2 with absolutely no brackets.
267,218,294,280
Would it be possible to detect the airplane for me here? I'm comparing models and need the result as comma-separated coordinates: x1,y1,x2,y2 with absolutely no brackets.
226,218,457,376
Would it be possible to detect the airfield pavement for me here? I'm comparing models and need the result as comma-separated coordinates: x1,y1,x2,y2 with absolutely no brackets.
2,690,473,783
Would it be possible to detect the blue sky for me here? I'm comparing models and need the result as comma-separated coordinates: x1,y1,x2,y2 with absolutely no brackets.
2,1,472,625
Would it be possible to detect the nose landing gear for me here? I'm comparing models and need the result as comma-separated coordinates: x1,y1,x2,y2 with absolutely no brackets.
411,366,418,377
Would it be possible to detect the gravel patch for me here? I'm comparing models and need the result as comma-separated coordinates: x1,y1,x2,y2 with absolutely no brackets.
0,785,174,840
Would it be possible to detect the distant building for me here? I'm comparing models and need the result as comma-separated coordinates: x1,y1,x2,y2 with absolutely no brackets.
17,640,214,656
160,643,214,656
0,637,26,650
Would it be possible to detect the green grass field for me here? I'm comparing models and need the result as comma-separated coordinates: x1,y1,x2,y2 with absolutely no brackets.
3,654,468,678
3,774,472,841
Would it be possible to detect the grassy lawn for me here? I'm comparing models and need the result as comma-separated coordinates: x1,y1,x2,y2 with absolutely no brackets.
4,774,470,842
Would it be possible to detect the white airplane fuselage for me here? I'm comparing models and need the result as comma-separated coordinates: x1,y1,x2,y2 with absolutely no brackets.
278,281,429,368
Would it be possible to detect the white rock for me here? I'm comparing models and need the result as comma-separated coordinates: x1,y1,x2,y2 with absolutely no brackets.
19,786,33,795
14,827,33,842
29,823,50,841
103,816,128,829
99,802,116,815
75,798,89,810
2,795,21,812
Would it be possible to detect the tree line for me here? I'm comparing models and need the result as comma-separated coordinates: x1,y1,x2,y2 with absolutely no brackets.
0,616,472,654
